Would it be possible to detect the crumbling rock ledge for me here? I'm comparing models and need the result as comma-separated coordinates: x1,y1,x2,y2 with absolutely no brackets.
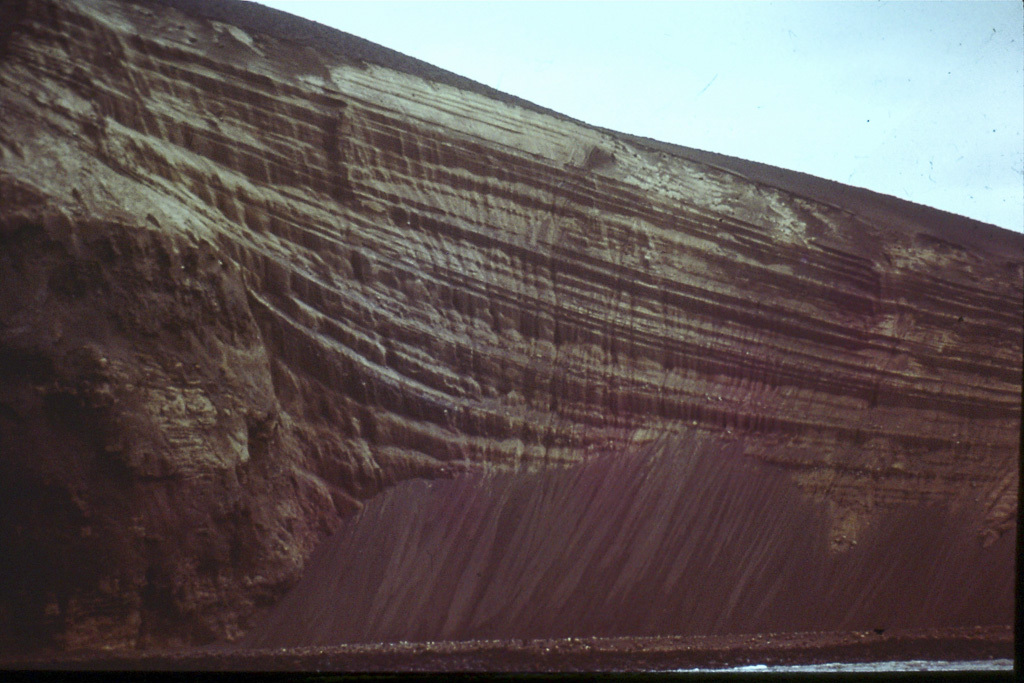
0,0,1020,652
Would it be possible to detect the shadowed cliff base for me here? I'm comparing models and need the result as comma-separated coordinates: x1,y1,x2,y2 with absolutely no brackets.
241,434,1014,648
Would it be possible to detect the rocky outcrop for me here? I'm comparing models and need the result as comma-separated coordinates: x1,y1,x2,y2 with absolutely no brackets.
1,0,1020,652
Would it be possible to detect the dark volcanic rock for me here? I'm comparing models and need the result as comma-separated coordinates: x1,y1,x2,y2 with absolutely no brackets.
0,0,1020,652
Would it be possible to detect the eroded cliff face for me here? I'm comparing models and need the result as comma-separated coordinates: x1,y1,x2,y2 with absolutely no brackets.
0,0,1020,652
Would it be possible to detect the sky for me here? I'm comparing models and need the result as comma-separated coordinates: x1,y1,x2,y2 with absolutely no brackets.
255,1,1024,233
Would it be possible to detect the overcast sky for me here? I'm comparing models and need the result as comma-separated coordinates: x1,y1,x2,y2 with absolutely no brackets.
256,1,1023,233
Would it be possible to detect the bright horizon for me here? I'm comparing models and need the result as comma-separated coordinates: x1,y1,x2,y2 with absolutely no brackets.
255,1,1024,233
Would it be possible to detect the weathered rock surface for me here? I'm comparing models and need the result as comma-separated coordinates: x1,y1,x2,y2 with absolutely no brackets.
0,0,1020,652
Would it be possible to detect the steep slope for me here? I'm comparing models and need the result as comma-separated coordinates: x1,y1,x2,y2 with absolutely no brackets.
242,435,1015,647
0,0,1020,651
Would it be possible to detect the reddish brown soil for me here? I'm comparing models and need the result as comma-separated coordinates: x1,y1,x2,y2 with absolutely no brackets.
238,437,1014,649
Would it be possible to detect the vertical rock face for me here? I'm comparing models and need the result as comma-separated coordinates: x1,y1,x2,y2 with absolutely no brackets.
0,0,1020,651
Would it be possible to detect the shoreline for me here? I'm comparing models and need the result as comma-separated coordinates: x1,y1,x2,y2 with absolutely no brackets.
1,625,1012,672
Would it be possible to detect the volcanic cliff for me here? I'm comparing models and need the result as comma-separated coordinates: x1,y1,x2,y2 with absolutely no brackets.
0,0,1020,653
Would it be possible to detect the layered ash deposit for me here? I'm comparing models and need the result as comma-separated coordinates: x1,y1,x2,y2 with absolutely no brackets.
0,0,1021,652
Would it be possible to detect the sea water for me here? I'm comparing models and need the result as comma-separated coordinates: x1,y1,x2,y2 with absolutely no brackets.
674,658,1013,673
